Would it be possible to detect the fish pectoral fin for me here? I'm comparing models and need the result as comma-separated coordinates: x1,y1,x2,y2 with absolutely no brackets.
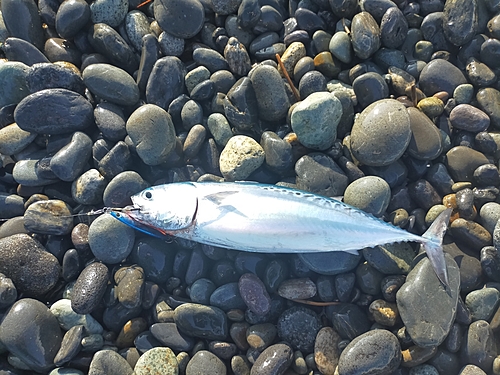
204,191,239,205
218,204,248,218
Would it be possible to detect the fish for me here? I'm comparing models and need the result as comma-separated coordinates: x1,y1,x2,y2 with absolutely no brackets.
109,181,452,287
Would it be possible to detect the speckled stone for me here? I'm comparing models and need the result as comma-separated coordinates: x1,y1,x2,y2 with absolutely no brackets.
277,306,321,352
343,176,391,217
350,99,411,166
0,234,60,297
220,135,265,181
251,64,289,121
71,262,108,314
314,327,341,375
338,329,401,375
134,347,178,375
291,92,342,150
90,0,128,28
0,298,62,373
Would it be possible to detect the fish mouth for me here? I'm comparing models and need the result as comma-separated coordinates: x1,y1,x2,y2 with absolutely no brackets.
109,206,169,239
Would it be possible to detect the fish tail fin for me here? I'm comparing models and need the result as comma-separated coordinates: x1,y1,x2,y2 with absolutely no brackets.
420,208,453,287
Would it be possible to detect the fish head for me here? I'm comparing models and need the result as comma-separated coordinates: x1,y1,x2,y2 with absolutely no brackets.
109,183,198,237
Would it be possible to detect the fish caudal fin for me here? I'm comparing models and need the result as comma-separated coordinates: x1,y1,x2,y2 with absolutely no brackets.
420,208,453,287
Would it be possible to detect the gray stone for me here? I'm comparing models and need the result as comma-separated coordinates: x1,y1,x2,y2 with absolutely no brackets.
0,61,30,107
88,213,135,264
291,92,342,150
0,298,62,373
343,176,390,217
88,349,133,375
350,99,411,166
83,63,139,106
0,123,36,155
419,59,468,96
126,104,176,166
461,320,496,372
24,199,74,235
154,0,204,39
50,299,104,334
14,88,93,134
465,288,500,321
251,64,290,121
219,135,265,181
396,253,460,347
186,350,226,375
174,303,228,340
338,329,401,375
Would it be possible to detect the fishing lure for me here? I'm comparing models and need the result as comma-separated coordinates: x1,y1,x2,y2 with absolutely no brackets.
110,181,452,287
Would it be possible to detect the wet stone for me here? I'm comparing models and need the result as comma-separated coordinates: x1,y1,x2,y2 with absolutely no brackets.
210,282,246,311
50,131,92,182
351,99,411,167
1,0,44,50
250,343,293,375
83,63,139,106
260,131,293,174
103,170,148,207
474,164,500,187
88,349,133,375
174,303,228,340
338,329,401,375
154,0,204,39
450,104,490,134
477,88,500,129
444,242,483,294
351,11,380,59
88,213,135,264
186,350,226,375
0,273,17,309
0,234,60,297
407,107,443,160
55,0,91,39
220,135,265,181
0,298,62,373
419,59,468,96
181,99,203,130
127,104,176,166
193,48,230,73
150,322,195,351
26,63,85,95
277,306,321,352
115,265,144,309
380,7,408,49
24,199,73,235
352,72,389,109
71,262,108,314
481,247,500,282
329,31,352,64
238,273,271,316
291,92,342,150
466,58,497,88
298,70,327,98
53,324,84,366
44,37,81,66
94,102,126,142
295,153,348,196
445,146,490,182
14,88,93,134
443,0,478,46
185,66,211,93
130,237,175,284
246,323,277,351
465,288,500,321
146,56,186,110
396,253,460,347
0,61,30,107
279,42,306,80
363,242,415,275
461,320,496,372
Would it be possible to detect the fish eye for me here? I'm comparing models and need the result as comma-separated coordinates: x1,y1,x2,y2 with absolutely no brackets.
144,191,153,199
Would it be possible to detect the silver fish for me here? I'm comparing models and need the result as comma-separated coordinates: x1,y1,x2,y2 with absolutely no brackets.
110,181,452,286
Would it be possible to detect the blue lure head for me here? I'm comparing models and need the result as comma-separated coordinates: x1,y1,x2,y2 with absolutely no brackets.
109,207,168,238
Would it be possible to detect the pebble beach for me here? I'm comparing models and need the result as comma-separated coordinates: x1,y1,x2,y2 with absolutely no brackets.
1,0,500,374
